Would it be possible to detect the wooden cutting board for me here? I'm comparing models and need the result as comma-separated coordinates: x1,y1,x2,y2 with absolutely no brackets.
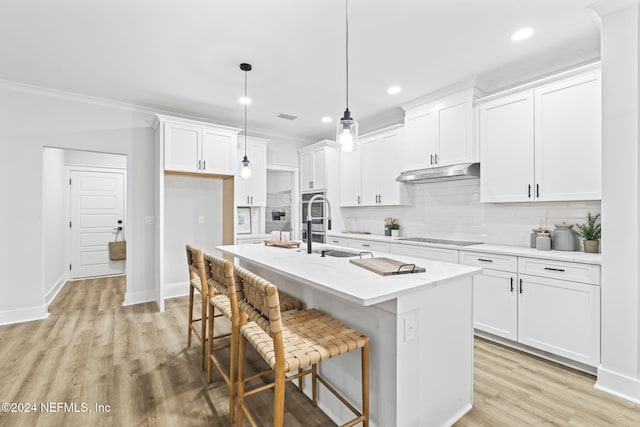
264,240,301,248
349,257,425,276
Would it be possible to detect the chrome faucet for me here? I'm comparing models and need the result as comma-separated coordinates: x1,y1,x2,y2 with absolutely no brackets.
306,194,332,254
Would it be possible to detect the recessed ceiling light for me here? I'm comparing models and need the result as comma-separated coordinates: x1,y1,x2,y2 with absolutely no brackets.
511,28,534,41
238,97,252,105
387,86,402,95
321,116,332,123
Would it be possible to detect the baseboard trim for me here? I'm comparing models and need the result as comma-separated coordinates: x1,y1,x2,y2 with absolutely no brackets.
595,366,640,404
0,304,49,326
123,290,156,307
44,273,68,306
164,281,189,300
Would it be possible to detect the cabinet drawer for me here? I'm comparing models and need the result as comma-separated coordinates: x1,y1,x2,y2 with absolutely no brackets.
460,251,517,272
390,244,459,263
518,257,600,285
326,237,348,247
346,239,390,253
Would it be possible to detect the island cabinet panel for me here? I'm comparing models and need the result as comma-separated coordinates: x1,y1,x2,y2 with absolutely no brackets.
518,274,600,366
479,68,601,203
390,243,459,263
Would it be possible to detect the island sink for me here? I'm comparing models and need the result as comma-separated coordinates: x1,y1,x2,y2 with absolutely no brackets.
312,248,360,258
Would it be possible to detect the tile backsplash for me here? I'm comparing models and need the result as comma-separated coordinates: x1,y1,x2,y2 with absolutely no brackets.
266,191,292,233
340,180,601,247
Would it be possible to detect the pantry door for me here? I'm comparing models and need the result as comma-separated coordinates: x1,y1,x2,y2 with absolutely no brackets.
70,169,125,279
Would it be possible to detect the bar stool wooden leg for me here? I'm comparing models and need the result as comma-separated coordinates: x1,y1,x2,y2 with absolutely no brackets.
228,320,239,423
187,284,194,348
200,296,207,370
362,342,370,427
207,304,214,383
273,365,286,427
311,364,318,406
236,335,247,427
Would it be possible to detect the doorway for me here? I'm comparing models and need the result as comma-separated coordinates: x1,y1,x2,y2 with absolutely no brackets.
69,168,126,278
266,166,300,240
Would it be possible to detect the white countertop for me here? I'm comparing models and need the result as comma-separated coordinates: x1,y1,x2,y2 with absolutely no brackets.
217,244,481,306
328,232,602,265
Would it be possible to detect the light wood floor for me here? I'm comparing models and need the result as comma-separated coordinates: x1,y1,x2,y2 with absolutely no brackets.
0,276,638,426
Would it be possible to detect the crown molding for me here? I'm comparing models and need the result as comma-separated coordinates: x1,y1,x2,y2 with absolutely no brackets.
589,0,640,16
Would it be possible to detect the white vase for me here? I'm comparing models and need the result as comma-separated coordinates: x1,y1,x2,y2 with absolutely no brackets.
391,229,399,237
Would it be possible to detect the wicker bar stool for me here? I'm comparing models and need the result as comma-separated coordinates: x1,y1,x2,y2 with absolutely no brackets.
202,255,303,423
185,244,209,370
234,268,370,427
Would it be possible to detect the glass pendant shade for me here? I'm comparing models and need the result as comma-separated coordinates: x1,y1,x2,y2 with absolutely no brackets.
240,154,252,179
337,108,358,153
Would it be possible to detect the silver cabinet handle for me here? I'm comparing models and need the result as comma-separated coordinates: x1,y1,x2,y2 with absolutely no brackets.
203,160,206,170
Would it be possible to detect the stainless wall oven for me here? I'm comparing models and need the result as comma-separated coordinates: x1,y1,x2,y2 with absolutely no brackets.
301,191,326,244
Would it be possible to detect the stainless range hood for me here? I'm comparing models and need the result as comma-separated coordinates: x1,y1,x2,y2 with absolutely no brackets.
396,162,480,184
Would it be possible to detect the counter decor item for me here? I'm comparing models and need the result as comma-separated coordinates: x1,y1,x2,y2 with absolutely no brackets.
536,231,551,251
530,228,547,248
574,212,601,253
551,222,576,251
384,217,399,236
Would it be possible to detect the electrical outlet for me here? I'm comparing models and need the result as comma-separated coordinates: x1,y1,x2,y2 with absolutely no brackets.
198,216,205,224
144,216,155,225
537,216,547,228
404,315,416,342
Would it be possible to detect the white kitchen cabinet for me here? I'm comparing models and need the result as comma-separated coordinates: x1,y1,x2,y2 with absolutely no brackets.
236,137,267,206
461,250,601,367
340,125,409,206
326,236,349,247
300,141,331,192
161,117,238,175
402,88,479,171
346,239,390,253
479,68,601,203
473,269,518,341
339,148,362,206
518,274,600,366
390,243,459,263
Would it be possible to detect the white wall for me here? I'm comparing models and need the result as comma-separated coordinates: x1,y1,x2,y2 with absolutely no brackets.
267,169,293,193
340,179,601,247
163,175,223,297
42,147,66,303
0,86,156,324
65,149,127,169
592,0,640,403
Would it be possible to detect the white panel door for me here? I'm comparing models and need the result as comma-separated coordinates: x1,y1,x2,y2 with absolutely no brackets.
517,274,600,366
202,130,234,174
312,148,327,190
361,136,382,205
472,270,518,340
339,149,362,206
70,170,125,278
479,91,535,202
534,72,601,201
376,129,403,205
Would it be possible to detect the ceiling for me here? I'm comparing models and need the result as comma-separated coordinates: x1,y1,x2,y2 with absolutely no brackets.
0,0,601,143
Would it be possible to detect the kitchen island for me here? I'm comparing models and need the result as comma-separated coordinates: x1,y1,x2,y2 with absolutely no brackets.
218,243,482,427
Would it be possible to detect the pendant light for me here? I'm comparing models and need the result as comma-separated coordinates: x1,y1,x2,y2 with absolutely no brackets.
240,62,252,179
336,0,357,153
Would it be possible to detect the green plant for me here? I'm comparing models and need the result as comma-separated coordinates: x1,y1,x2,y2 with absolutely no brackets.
574,212,601,241
389,222,400,230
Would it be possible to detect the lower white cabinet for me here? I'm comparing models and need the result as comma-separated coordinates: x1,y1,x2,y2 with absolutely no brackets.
473,269,518,341
517,274,600,366
346,239,390,253
326,237,348,247
390,243,459,263
462,251,601,367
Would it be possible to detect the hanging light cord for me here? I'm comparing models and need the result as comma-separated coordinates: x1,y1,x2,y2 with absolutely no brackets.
244,69,248,157
345,0,349,110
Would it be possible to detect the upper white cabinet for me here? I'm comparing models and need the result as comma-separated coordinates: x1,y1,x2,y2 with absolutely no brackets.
155,115,239,175
479,68,601,202
340,125,409,206
236,137,267,206
402,88,480,171
300,141,332,192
